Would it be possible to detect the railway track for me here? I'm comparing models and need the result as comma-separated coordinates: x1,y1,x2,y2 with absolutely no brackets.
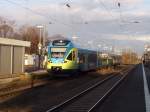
46,67,133,112
0,73,101,103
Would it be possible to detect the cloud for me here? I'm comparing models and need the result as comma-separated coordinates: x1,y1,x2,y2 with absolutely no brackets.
28,0,146,24
94,0,143,6
117,0,142,4
1,0,146,23
110,34,150,42
1,0,146,25
31,3,118,23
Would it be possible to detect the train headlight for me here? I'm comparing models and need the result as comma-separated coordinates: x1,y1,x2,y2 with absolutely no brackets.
48,60,52,63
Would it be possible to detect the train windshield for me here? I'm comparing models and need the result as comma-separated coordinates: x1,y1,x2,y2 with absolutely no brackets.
51,48,66,58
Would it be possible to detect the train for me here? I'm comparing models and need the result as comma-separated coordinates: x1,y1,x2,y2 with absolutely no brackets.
143,51,150,67
143,45,150,67
46,39,121,76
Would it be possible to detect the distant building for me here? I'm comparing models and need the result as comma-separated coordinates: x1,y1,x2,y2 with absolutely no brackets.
0,38,30,76
144,44,150,52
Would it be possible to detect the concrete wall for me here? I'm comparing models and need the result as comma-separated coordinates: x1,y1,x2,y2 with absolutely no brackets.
0,45,12,74
13,46,25,74
0,38,30,76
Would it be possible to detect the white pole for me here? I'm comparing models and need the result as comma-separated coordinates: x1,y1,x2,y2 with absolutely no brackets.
43,25,46,47
40,28,42,45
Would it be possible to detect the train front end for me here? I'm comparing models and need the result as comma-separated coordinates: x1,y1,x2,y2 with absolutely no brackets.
46,39,78,76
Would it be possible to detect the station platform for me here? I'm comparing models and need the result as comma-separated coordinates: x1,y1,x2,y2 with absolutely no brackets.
0,70,47,89
96,63,150,112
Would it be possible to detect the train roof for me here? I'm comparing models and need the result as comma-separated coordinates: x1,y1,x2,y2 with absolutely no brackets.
48,39,74,47
77,48,97,53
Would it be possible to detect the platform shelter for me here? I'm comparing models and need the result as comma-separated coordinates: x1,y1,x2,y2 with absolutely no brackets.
0,38,30,76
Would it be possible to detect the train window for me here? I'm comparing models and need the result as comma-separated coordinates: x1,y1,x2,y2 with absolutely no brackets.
67,51,72,60
67,51,76,61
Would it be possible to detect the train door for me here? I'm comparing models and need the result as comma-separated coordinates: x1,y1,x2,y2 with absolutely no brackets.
88,52,97,70
65,48,78,70
78,52,88,71
97,53,102,68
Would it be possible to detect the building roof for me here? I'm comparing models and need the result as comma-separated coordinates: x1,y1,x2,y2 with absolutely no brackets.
0,38,30,47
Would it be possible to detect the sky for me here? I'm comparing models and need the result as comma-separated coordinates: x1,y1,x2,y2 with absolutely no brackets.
0,0,150,55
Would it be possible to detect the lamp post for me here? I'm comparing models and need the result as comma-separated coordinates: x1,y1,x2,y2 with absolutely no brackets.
37,25,44,49
37,25,44,69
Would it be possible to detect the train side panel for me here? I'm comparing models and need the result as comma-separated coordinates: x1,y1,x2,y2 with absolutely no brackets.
78,49,98,72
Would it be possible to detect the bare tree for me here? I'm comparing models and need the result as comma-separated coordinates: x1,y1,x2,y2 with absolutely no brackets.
0,24,13,37
122,49,139,64
0,16,15,38
19,25,40,54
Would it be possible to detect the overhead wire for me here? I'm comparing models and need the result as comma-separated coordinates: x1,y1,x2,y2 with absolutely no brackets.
116,0,136,52
96,0,121,27
4,0,125,32
64,0,124,51
96,0,132,35
4,0,75,30
79,0,121,51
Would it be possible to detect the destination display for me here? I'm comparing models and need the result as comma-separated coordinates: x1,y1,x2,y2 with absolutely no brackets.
51,48,66,52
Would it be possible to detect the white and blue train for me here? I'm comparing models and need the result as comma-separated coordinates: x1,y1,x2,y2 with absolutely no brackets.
46,39,121,76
